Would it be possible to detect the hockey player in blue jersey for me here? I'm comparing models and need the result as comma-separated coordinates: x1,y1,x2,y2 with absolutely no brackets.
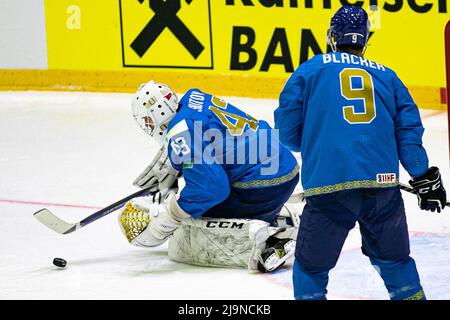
118,81,301,272
274,5,446,299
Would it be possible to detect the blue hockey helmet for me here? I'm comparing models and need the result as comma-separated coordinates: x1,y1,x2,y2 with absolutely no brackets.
327,6,370,52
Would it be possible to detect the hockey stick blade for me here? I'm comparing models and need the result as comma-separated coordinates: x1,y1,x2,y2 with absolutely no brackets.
33,186,157,235
34,209,79,234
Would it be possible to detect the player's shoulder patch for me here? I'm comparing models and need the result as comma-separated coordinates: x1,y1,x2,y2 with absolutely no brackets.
165,119,190,143
166,118,193,167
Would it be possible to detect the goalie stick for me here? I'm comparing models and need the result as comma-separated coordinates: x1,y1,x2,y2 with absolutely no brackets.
33,186,158,235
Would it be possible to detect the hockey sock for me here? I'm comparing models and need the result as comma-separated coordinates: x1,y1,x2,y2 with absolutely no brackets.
293,259,329,300
370,256,426,300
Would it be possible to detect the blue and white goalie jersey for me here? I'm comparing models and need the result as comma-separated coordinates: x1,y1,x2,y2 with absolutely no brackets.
166,89,299,217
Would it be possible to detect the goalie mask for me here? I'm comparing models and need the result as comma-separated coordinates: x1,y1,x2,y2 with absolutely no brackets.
132,80,179,146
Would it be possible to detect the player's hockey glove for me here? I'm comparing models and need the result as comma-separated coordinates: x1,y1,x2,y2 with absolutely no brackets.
409,167,446,213
133,144,181,196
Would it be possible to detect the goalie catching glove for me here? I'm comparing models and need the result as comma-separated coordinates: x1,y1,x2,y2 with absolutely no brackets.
409,166,446,213
119,193,190,247
133,144,181,195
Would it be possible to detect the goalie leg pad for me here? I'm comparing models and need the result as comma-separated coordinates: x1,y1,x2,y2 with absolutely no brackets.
168,218,279,271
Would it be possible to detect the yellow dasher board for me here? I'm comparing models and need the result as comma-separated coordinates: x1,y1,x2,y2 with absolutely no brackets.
43,1,449,98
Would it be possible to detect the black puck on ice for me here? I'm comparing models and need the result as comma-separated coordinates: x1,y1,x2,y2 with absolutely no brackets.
53,257,67,268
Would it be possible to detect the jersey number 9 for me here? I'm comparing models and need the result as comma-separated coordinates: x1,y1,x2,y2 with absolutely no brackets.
339,68,376,124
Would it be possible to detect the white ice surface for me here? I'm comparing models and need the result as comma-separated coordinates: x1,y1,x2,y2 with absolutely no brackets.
0,91,449,300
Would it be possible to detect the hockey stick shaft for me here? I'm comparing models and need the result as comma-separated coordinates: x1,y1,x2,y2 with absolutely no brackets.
34,186,158,234
77,186,157,228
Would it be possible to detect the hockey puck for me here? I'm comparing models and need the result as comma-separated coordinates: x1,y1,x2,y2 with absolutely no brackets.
53,257,67,268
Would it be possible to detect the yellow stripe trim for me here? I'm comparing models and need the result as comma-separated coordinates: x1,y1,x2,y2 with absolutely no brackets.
304,179,400,197
0,70,446,110
404,290,425,300
232,164,299,189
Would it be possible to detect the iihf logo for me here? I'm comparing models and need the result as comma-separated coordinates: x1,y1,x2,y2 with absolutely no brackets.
376,173,396,184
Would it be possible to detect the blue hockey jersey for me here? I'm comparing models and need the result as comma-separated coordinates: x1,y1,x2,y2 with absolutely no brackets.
166,89,299,217
274,52,429,197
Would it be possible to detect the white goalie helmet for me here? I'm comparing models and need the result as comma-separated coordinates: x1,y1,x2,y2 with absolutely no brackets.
132,80,179,146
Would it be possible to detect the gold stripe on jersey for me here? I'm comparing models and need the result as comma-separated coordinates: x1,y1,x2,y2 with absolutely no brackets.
304,179,399,197
232,164,299,189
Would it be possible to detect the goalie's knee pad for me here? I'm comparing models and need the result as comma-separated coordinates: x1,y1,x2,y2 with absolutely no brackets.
274,201,302,239
168,218,277,271
168,217,297,272
279,201,301,226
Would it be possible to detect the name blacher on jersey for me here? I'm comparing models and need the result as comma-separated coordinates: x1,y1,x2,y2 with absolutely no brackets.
323,52,386,71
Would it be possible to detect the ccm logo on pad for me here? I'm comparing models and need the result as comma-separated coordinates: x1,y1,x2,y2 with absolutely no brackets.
206,221,244,229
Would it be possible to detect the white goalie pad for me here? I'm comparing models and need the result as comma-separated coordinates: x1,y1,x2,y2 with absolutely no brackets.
275,202,301,240
168,217,288,271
